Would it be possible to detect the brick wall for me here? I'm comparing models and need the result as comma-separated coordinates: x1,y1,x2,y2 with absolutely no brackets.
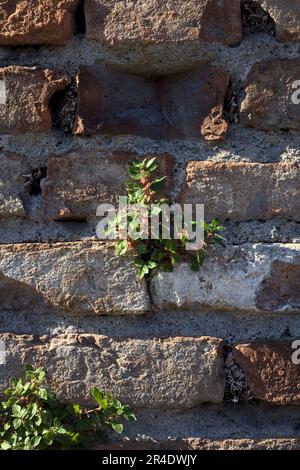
0,0,300,450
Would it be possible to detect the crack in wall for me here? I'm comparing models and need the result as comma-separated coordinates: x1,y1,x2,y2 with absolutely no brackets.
223,344,253,403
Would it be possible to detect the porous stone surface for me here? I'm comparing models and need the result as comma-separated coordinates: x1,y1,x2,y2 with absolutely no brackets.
0,241,150,315
85,0,242,46
179,161,300,222
73,65,229,140
0,152,30,218
234,341,300,404
94,405,300,443
42,151,174,221
0,0,80,46
0,66,69,133
259,1,300,42
150,244,300,313
96,437,300,450
0,334,225,408
240,59,300,132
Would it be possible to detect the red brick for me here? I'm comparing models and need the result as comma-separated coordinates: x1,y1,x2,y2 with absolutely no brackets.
73,65,229,141
0,0,80,46
42,151,174,221
179,161,300,222
240,59,300,132
85,0,242,46
234,342,300,405
0,66,69,134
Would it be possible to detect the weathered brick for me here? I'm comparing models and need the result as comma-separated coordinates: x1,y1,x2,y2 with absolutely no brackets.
73,65,229,140
0,0,80,46
179,161,300,222
240,59,300,132
259,1,300,42
42,151,174,221
159,68,229,141
0,334,225,408
0,66,69,134
85,0,242,46
150,244,300,313
234,342,300,405
0,152,30,218
0,241,150,315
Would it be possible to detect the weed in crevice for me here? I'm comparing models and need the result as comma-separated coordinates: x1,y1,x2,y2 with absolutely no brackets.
107,158,225,279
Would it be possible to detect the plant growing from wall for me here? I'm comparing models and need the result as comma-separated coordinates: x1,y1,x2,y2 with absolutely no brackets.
108,158,225,279
0,365,136,450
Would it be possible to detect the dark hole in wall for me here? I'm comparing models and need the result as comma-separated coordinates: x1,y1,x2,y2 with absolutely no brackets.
49,79,78,134
25,167,47,196
223,80,240,124
242,1,276,37
223,344,253,403
74,0,86,35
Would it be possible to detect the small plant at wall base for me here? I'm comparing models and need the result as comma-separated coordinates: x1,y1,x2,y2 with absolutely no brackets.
0,365,136,450
109,158,225,279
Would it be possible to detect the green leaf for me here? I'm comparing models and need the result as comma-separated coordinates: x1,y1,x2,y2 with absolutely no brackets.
165,239,177,254
127,182,140,191
99,399,108,410
136,243,148,255
147,260,158,269
170,253,180,264
1,441,12,450
38,370,46,382
140,265,149,277
123,412,137,422
111,423,124,434
112,399,122,409
115,240,128,256
13,418,22,429
150,177,166,192
38,388,48,400
196,250,205,266
35,415,42,427
91,387,103,406
43,434,54,446
31,435,42,448
128,165,141,180
12,404,22,417
72,404,81,415
146,157,159,172
134,258,145,268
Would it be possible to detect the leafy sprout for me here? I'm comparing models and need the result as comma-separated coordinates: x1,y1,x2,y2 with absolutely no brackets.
112,158,225,279
0,365,136,450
